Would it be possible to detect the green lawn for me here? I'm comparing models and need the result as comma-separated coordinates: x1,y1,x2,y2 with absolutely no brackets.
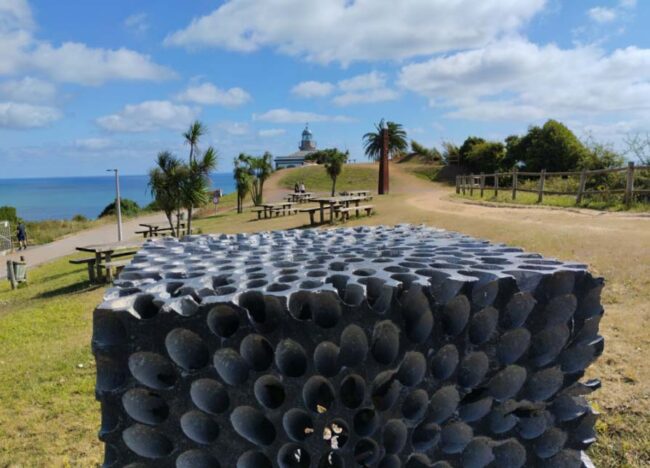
0,256,103,466
277,163,378,193
457,190,650,211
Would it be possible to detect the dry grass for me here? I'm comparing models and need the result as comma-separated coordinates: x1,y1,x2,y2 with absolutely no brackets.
0,162,649,466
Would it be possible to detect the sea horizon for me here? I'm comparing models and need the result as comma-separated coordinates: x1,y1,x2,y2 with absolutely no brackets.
0,172,236,222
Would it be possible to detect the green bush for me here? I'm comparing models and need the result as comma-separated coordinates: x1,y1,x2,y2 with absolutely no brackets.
0,206,18,224
98,199,140,218
71,214,88,222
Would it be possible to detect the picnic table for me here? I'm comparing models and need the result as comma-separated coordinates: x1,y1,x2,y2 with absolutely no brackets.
254,202,296,220
74,240,141,283
137,222,186,238
285,192,314,203
311,196,365,224
340,190,372,198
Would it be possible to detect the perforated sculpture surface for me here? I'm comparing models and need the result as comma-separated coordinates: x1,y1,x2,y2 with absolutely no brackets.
93,225,604,467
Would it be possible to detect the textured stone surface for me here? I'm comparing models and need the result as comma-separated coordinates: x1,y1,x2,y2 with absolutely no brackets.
93,224,604,467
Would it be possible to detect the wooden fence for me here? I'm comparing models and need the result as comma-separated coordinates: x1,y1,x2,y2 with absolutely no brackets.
455,162,650,207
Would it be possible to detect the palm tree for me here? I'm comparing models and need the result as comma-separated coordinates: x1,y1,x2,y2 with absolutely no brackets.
148,151,184,236
238,152,274,205
233,157,252,213
183,120,207,163
182,147,217,234
363,120,408,161
410,140,442,162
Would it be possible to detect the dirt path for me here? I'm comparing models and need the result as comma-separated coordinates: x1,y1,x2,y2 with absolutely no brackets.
0,212,167,279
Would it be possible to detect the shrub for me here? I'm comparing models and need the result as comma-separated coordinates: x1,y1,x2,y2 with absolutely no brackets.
98,199,140,218
0,206,18,224
71,214,88,222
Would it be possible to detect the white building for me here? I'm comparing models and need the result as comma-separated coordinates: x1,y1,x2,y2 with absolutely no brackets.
274,124,318,169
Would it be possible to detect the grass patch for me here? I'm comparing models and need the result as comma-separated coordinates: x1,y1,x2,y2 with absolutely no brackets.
456,190,650,211
402,163,444,182
24,218,106,245
278,164,377,193
0,255,104,466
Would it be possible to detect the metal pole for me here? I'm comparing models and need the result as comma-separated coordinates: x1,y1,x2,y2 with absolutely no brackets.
108,169,123,241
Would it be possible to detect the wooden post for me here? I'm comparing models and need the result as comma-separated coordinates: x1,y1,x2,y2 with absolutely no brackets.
576,170,587,204
469,174,474,196
494,172,499,196
537,169,546,203
624,161,635,207
461,176,466,195
7,260,16,290
456,176,460,194
512,168,518,200
479,173,485,198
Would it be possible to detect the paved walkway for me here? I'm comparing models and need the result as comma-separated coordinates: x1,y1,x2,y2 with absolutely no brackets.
0,212,167,279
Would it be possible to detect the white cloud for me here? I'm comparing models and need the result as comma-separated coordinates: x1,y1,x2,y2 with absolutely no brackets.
0,2,175,85
0,76,56,103
74,137,113,150
333,71,398,106
258,128,285,137
0,101,61,128
165,0,546,64
124,13,149,33
96,100,199,132
176,82,251,107
619,0,636,8
217,121,250,135
588,7,618,23
253,108,352,123
291,81,335,98
398,39,650,126
293,72,398,106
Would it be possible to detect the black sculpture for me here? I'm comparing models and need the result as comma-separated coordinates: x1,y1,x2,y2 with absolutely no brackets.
93,225,603,467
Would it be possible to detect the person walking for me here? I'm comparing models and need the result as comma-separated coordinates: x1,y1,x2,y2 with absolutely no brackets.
16,222,27,250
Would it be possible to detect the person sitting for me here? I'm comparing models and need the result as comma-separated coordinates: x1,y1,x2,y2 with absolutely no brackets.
300,182,306,193
294,182,299,193
16,222,27,250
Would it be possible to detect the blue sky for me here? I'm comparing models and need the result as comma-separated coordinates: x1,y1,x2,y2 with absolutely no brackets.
0,0,649,178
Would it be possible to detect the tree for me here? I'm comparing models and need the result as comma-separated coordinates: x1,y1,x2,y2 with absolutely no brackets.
410,140,442,162
441,141,460,166
183,120,207,163
233,157,252,214
508,120,589,172
363,120,408,161
309,148,349,195
458,136,485,170
182,147,217,234
237,152,274,205
624,132,650,165
148,151,184,236
464,141,506,174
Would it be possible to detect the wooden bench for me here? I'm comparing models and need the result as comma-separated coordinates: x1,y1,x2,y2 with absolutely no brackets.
299,207,322,226
337,204,374,221
103,259,131,282
69,250,136,283
251,207,265,220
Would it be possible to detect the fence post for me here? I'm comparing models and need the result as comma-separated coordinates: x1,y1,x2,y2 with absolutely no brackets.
537,169,546,203
456,176,460,194
480,173,485,198
494,172,499,196
576,170,587,204
469,174,474,196
624,161,635,208
512,168,518,200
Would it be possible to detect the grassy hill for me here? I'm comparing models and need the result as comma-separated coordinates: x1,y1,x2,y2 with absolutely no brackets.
277,163,377,193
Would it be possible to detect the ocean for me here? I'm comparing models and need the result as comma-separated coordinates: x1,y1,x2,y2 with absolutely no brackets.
0,173,236,221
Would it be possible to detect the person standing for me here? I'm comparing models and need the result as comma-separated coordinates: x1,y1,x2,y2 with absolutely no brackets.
16,222,27,250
